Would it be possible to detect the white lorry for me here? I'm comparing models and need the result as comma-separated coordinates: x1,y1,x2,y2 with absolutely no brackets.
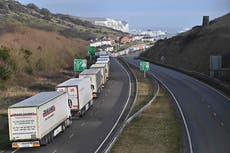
99,55,110,59
96,61,110,79
79,69,103,98
90,63,107,86
8,91,71,148
97,57,110,62
96,51,108,57
56,78,93,116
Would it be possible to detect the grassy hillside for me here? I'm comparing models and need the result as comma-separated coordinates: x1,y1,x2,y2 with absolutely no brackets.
0,0,125,85
140,13,230,75
0,25,88,89
0,0,124,40
0,25,88,72
0,0,125,105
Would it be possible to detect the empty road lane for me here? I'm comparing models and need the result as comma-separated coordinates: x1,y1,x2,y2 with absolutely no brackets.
125,56,230,153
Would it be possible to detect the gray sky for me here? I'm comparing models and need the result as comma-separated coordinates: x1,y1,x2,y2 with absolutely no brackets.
18,0,230,31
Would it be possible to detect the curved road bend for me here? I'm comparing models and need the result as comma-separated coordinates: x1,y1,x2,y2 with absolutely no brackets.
10,57,131,153
124,56,230,153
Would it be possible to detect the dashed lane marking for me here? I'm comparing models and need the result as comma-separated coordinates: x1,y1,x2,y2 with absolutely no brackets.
69,133,74,139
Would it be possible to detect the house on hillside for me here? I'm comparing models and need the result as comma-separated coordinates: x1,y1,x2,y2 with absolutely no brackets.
90,37,112,47
141,36,155,43
131,35,144,41
97,45,114,52
119,36,131,44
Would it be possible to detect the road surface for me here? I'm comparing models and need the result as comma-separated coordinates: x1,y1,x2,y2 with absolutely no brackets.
8,57,133,153
124,55,230,153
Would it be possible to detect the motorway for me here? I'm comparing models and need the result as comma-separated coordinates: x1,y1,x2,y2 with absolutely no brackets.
8,58,133,153
124,55,230,153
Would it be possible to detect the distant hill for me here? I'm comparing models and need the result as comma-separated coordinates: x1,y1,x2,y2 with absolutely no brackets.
0,0,124,40
140,13,230,75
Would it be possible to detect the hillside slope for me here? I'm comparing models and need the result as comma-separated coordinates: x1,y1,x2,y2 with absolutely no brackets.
0,0,124,91
0,0,124,40
140,13,230,75
0,26,88,72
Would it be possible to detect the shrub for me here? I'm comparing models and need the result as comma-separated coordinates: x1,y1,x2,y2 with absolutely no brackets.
22,49,32,63
0,65,11,80
0,47,10,62
0,47,16,80
24,66,33,75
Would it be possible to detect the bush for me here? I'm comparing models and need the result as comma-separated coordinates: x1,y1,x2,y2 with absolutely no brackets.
0,47,16,80
21,49,32,63
24,66,33,75
0,48,10,62
0,66,11,80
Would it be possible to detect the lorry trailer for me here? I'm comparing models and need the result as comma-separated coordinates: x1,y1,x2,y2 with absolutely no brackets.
96,61,110,79
56,78,93,116
79,69,103,98
8,91,71,148
90,63,107,86
97,57,110,62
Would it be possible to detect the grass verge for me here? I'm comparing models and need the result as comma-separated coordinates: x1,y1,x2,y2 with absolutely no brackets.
129,65,155,116
111,85,180,153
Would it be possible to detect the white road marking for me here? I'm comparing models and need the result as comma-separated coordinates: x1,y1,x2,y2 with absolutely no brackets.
81,122,85,127
69,133,74,139
53,150,57,153
148,71,194,153
220,122,224,127
95,58,132,153
11,148,20,153
124,58,193,153
213,112,217,116
185,71,230,101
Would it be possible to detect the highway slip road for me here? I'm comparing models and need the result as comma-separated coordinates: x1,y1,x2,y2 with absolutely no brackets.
8,57,133,153
125,55,230,153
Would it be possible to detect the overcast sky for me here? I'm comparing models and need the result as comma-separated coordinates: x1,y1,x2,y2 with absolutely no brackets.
18,0,230,31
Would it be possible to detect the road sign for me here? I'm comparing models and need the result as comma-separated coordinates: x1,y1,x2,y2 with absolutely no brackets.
74,59,87,71
140,61,149,71
86,46,96,56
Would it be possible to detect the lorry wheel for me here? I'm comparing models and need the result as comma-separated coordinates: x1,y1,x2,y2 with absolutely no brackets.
47,135,51,144
50,132,54,142
62,124,66,132
40,136,49,145
79,111,84,118
67,118,72,126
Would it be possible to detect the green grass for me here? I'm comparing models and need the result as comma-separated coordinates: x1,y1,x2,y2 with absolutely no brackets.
129,66,155,116
111,85,180,153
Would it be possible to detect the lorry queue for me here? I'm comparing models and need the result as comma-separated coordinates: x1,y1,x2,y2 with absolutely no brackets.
7,52,110,149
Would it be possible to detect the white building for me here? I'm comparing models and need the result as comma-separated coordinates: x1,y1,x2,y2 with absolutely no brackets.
94,18,129,33
141,37,155,42
90,40,112,47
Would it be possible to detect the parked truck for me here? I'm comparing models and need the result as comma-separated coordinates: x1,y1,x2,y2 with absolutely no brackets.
56,78,93,116
96,51,108,57
97,57,110,62
79,69,103,98
99,55,110,59
96,61,110,79
90,63,107,86
8,91,71,148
